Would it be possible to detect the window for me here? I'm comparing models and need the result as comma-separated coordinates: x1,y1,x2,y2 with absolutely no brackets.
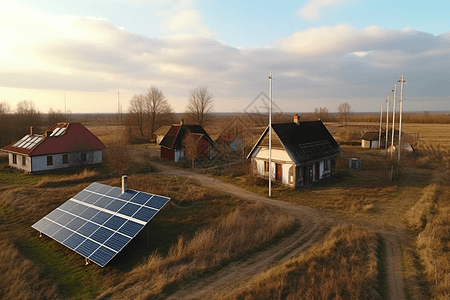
324,159,329,171
47,156,53,166
12,154,17,164
264,161,269,172
81,153,87,162
63,154,68,164
22,156,26,166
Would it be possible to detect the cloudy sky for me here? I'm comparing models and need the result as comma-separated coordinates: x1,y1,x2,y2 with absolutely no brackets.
1,0,450,114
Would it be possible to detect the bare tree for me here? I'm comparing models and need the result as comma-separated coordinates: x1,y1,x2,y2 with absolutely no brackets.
187,86,213,127
16,100,41,130
338,102,352,122
183,132,199,170
145,87,173,141
314,107,329,121
105,136,130,176
47,108,65,125
128,94,146,137
0,101,12,146
0,101,10,115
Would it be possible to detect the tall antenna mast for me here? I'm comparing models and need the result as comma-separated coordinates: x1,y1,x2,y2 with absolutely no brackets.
398,74,405,162
378,105,382,149
269,71,272,197
391,84,397,159
118,90,121,128
385,95,389,152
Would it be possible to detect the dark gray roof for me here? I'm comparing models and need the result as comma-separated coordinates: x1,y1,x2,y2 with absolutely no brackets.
247,121,344,166
159,124,215,150
361,131,380,141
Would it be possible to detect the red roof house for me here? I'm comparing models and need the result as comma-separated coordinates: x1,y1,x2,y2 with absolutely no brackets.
1,123,106,173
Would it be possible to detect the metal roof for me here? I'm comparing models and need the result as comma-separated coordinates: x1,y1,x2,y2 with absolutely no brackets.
247,121,344,166
1,123,106,156
159,124,215,150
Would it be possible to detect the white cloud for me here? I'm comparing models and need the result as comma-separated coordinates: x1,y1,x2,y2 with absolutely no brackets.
165,9,213,38
1,2,450,113
351,51,371,57
297,0,350,21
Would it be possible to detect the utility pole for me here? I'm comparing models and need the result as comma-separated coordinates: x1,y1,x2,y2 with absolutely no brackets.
378,105,382,149
64,93,67,115
385,95,389,152
269,71,272,197
398,74,405,162
118,90,121,129
391,84,397,159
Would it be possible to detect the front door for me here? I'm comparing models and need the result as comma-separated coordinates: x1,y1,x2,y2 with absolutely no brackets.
275,163,282,182
303,165,313,184
315,163,320,181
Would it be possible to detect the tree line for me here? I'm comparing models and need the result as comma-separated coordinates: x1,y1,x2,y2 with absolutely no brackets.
0,100,67,147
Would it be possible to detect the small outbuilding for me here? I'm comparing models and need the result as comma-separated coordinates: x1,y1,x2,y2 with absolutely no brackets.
361,131,382,149
159,121,215,162
361,129,414,150
1,123,106,173
247,115,344,187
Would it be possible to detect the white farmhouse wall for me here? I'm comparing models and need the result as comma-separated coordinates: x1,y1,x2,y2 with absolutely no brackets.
8,153,32,172
252,147,295,185
30,150,103,173
361,140,371,148
255,147,292,161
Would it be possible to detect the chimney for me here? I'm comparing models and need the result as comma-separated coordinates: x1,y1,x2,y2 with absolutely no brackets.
30,126,33,136
180,119,185,125
294,114,300,125
122,175,128,193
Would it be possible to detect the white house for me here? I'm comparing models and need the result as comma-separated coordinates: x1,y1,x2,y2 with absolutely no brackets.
1,123,106,173
247,115,344,187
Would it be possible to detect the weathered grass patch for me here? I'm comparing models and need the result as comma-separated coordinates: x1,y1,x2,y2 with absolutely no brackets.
220,224,380,300
0,237,59,300
404,173,450,299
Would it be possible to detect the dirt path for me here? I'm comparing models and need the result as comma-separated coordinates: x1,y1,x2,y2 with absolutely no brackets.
152,163,406,300
383,234,406,300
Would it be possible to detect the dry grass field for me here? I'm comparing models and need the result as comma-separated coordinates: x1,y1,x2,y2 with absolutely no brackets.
402,123,450,147
221,225,380,300
404,173,450,299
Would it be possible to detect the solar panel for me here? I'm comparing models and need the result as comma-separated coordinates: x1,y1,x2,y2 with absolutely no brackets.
55,128,67,136
31,182,170,267
50,127,61,137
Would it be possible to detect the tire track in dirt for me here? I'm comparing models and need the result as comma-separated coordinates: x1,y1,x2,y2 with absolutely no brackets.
152,163,406,300
166,216,329,300
382,233,406,300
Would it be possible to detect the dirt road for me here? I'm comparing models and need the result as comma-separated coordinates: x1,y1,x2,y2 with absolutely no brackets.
152,163,406,300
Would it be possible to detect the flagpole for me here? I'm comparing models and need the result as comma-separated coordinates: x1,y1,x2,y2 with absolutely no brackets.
269,71,272,197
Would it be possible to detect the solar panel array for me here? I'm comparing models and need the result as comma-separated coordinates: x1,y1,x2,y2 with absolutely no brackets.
31,182,170,267
12,135,43,149
49,127,67,137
